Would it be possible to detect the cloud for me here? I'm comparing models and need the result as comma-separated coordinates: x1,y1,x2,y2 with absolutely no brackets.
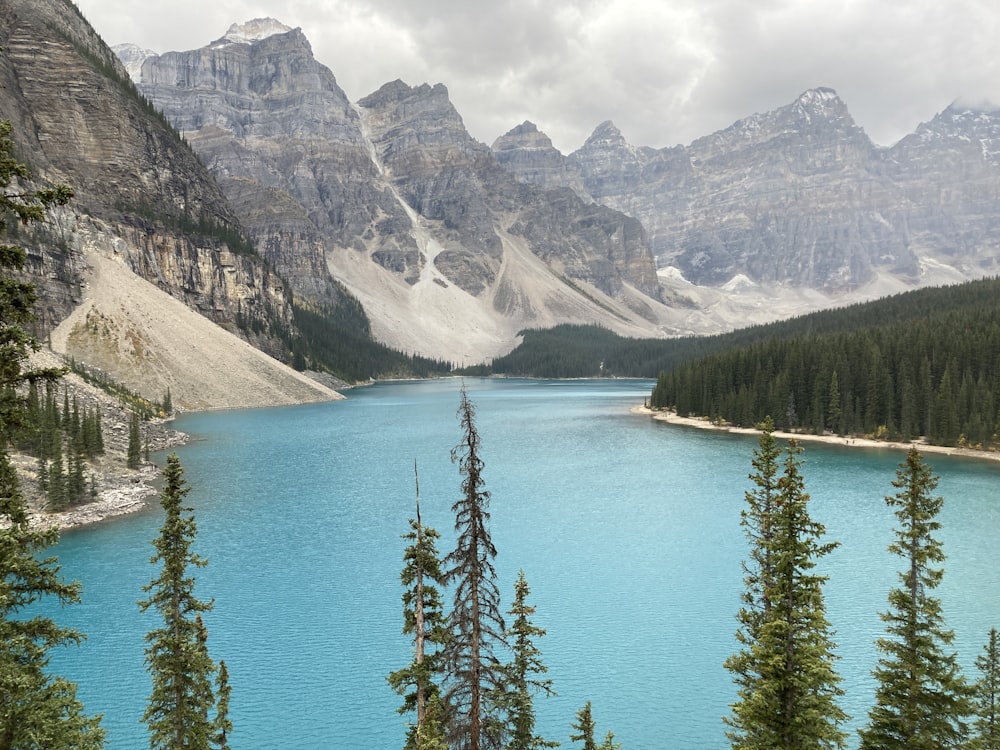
73,0,1000,153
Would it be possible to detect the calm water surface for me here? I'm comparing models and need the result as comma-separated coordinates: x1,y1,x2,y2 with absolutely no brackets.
41,378,1000,748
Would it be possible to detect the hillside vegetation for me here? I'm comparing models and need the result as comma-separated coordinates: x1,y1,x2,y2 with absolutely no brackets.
650,276,1000,447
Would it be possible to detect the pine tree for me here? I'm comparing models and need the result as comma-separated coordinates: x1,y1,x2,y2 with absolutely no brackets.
388,461,449,749
444,387,507,750
858,447,973,749
501,570,558,750
596,732,621,750
724,419,780,741
0,117,102,748
213,660,232,750
127,411,142,469
569,703,596,750
725,435,847,749
972,628,1000,750
138,454,218,750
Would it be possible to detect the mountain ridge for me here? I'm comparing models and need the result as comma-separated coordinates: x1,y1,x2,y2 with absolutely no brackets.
126,24,677,362
496,85,1000,292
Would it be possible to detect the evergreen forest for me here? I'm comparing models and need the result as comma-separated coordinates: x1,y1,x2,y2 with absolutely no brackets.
474,276,1000,448
650,276,1000,447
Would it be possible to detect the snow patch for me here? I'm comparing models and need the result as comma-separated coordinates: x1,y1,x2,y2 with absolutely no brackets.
112,43,156,83
213,18,293,47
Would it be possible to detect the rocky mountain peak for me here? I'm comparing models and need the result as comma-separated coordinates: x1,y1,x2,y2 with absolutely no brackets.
359,80,453,113
920,101,1000,141
112,42,156,82
492,121,555,152
786,87,859,133
793,86,844,111
584,120,628,148
212,18,294,47
490,121,587,193
893,99,1000,171
567,120,645,200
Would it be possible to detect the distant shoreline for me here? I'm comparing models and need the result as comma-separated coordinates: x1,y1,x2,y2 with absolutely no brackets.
632,406,1000,465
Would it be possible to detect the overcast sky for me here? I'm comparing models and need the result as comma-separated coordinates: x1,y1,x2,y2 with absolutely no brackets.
72,0,1000,154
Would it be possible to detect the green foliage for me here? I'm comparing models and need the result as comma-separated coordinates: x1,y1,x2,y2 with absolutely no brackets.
0,116,104,748
499,571,558,750
388,463,450,749
286,299,451,382
67,358,167,418
651,276,1000,447
725,429,847,749
138,455,219,750
113,197,257,256
444,387,508,750
213,660,232,750
127,411,142,470
12,384,104,509
478,277,1000,379
859,448,974,749
569,702,596,750
972,628,1000,750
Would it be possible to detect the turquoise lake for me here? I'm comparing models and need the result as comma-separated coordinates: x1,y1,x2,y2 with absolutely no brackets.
40,378,1000,748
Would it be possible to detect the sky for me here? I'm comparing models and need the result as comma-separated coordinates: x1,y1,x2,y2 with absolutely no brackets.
72,0,1000,154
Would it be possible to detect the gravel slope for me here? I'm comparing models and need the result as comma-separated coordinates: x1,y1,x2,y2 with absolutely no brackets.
49,245,342,410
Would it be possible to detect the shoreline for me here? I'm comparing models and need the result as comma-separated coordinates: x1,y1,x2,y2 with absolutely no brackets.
26,419,191,532
633,406,1000,465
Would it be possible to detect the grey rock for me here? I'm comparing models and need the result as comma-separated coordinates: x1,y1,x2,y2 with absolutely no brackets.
0,0,294,358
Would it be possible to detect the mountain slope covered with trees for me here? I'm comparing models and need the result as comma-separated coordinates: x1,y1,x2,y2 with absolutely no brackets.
650,276,1000,447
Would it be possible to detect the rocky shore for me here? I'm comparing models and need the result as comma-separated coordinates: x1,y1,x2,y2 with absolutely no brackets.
19,352,191,531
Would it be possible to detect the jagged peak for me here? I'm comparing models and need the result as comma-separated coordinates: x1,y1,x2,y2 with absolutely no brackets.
945,96,1000,116
583,120,627,148
492,121,556,152
506,121,540,137
795,86,842,107
211,18,294,47
358,80,450,109
789,87,852,122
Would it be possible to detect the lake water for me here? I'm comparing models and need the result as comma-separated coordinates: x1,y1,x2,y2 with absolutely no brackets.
40,378,1000,748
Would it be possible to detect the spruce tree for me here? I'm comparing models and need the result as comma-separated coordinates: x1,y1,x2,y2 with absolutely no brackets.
569,703,596,750
972,628,1000,750
725,434,847,749
858,447,973,749
127,411,142,469
0,117,102,747
501,570,558,750
388,462,449,749
138,454,218,750
444,387,507,750
213,660,232,750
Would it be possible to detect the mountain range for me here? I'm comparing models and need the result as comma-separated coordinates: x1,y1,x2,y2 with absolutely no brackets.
4,2,1000,405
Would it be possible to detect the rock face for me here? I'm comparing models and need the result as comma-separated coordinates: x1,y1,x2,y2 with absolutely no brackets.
133,22,413,302
495,88,1000,292
0,0,301,386
127,26,665,360
886,104,1000,275
491,121,588,195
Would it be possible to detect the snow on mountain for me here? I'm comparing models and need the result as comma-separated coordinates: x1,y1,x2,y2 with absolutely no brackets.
112,43,156,82
212,18,293,47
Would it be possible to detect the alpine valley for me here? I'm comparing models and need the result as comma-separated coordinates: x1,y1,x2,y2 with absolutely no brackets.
4,1,1000,399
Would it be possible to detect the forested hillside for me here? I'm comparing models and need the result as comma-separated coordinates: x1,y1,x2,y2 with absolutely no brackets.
651,276,1000,447
477,278,1000,380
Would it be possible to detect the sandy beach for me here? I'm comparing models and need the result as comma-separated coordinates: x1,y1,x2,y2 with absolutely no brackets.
633,405,1000,465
